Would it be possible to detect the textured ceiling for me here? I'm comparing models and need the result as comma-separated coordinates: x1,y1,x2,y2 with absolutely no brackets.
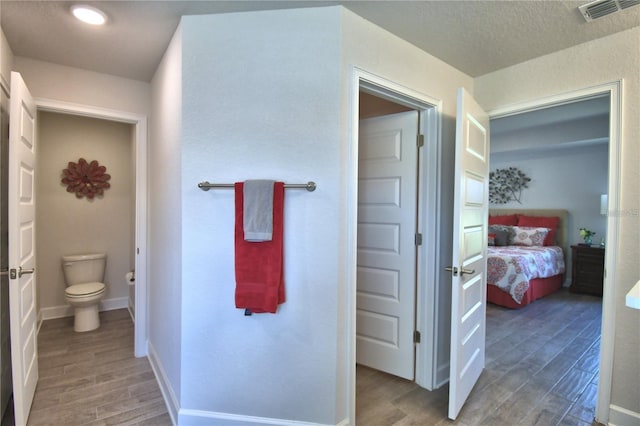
1,1,639,82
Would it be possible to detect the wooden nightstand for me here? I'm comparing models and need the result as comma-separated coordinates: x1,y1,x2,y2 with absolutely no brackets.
570,245,605,296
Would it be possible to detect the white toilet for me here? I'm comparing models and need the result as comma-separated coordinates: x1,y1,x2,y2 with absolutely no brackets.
62,253,107,332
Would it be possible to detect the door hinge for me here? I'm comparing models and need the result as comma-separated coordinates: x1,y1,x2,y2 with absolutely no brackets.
417,134,425,147
414,330,421,344
415,233,423,246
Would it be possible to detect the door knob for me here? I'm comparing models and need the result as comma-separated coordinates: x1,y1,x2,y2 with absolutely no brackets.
460,268,475,276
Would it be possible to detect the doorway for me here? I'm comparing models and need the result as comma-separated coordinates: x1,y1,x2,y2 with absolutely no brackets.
487,81,621,423
35,99,148,358
349,69,445,424
36,111,136,324
1,93,148,424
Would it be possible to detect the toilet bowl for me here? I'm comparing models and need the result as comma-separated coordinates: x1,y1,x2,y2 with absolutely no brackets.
62,253,107,332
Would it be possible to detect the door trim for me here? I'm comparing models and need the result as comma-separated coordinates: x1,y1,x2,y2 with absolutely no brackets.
34,98,148,358
348,67,443,425
487,80,622,424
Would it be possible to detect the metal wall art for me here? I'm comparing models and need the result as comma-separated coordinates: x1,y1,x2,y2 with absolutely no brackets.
489,167,531,204
61,158,111,199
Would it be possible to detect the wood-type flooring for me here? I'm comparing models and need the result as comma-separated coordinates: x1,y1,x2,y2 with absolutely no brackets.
7,289,603,425
357,289,604,426
26,309,171,426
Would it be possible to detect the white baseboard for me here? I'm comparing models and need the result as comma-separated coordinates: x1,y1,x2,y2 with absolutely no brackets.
147,342,179,425
177,408,339,426
609,404,640,426
39,296,129,321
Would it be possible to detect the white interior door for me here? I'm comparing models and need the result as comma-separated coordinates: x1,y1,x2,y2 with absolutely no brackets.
0,83,12,418
448,88,489,419
356,110,419,380
8,71,38,426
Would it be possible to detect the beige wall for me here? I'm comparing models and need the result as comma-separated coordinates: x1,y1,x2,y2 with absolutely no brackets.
475,26,640,419
36,111,134,314
359,92,412,119
0,28,13,94
13,57,150,116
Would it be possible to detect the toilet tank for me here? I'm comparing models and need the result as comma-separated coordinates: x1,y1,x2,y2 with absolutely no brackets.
62,253,107,286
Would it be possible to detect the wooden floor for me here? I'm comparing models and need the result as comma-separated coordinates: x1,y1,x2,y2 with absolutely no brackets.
357,289,603,426
26,309,171,426
11,289,602,425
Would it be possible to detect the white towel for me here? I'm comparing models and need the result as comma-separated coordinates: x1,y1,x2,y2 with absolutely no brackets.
243,180,275,242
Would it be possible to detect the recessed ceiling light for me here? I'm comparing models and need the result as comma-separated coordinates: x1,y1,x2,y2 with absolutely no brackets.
71,4,107,25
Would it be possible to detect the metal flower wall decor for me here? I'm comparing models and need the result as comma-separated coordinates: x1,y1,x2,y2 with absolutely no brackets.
61,158,111,199
489,167,531,204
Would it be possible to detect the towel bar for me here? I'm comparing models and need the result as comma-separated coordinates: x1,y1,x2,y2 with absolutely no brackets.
198,181,317,192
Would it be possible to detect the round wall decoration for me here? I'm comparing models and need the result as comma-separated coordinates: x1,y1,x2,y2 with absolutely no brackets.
61,158,111,199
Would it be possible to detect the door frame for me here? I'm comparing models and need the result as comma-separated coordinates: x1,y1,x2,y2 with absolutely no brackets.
347,67,443,424
34,98,148,357
487,80,621,424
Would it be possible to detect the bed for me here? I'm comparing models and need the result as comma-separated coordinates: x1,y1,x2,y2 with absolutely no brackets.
487,209,569,309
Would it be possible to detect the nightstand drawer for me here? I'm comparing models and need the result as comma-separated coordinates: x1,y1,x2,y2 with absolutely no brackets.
571,245,605,296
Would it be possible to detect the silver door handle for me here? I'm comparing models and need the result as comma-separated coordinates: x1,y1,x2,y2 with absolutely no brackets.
0,269,8,277
445,266,475,277
18,267,35,277
10,267,35,279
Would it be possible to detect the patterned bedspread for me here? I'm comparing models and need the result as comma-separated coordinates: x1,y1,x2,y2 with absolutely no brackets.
487,246,565,304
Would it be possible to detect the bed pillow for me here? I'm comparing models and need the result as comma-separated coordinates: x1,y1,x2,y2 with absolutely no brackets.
488,214,518,226
517,215,560,246
510,226,550,246
488,225,514,246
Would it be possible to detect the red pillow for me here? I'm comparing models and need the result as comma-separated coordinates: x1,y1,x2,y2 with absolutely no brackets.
517,215,560,246
488,214,518,226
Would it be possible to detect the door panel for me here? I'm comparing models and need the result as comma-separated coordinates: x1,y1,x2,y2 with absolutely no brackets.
9,71,38,426
448,88,489,419
357,111,419,380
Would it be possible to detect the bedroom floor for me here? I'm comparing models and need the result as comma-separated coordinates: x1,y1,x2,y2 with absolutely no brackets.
356,288,603,425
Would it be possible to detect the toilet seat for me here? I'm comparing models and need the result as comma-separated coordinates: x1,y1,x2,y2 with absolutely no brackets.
65,282,106,298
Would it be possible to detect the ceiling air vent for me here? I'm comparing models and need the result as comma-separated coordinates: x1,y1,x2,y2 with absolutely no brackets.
579,0,640,21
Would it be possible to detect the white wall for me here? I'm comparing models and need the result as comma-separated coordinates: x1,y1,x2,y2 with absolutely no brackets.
475,26,640,420
341,8,475,396
172,6,474,424
148,23,183,417
179,8,342,424
36,111,133,315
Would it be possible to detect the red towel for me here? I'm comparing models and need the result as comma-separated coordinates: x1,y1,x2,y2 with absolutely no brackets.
234,182,285,313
